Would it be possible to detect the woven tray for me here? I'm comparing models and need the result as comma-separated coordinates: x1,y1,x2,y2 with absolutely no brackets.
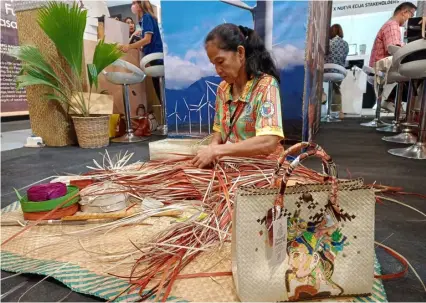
1,201,387,302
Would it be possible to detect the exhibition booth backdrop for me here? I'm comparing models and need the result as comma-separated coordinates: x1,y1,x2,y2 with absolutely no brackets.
161,0,330,142
2,0,331,144
1,0,28,117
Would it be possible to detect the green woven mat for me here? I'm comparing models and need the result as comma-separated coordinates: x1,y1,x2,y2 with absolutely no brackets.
1,202,387,302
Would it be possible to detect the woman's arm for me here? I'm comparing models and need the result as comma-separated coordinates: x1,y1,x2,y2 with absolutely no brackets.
215,135,279,157
129,33,152,49
210,132,223,145
120,33,152,52
192,135,280,168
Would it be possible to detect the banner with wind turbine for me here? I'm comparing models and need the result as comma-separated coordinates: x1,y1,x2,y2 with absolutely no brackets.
161,0,309,141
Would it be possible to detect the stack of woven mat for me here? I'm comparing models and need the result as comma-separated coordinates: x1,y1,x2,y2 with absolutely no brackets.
1,199,387,302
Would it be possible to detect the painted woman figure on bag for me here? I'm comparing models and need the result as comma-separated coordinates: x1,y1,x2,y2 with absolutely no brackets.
285,213,347,300
192,24,284,168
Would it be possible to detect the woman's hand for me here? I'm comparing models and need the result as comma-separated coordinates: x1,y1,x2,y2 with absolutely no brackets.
192,145,219,169
119,44,130,53
134,30,141,36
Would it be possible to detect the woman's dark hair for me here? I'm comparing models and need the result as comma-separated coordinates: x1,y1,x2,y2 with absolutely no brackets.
134,0,157,20
205,23,280,82
124,17,134,24
330,24,344,38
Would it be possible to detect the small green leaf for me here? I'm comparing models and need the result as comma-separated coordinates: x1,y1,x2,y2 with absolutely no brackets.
89,39,123,90
13,188,23,201
37,1,87,76
87,63,98,90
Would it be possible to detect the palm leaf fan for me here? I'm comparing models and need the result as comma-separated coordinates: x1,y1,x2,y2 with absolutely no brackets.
88,39,123,90
10,45,71,105
10,45,62,86
37,1,87,77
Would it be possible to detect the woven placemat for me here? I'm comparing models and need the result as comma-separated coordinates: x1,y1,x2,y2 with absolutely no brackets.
1,202,387,302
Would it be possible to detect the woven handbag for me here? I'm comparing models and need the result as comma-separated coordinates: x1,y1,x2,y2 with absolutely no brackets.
232,143,376,302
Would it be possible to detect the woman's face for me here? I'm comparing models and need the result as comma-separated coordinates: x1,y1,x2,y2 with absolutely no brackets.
288,245,319,278
126,19,135,32
205,40,245,84
131,2,142,15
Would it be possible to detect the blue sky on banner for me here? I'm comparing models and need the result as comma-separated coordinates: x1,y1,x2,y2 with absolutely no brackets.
162,1,307,89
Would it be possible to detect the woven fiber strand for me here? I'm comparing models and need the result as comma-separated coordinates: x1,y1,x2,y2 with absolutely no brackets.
233,182,376,302
15,9,77,147
72,116,110,149
149,138,211,160
0,201,386,302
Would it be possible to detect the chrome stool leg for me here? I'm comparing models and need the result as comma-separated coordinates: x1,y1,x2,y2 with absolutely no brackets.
322,81,341,123
361,82,389,127
388,79,426,159
383,81,418,144
152,77,168,135
112,84,147,143
377,83,404,132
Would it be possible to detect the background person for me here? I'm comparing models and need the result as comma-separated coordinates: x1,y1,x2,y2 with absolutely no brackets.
324,24,349,120
119,1,163,103
369,2,417,112
124,16,141,43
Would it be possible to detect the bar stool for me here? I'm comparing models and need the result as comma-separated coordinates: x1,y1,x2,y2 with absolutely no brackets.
321,63,347,123
140,53,167,135
360,62,389,127
378,45,411,133
103,59,148,143
376,71,409,133
388,38,426,159
382,81,418,144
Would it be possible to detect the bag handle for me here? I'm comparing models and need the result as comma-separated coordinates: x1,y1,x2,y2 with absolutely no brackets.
274,147,338,208
274,142,332,177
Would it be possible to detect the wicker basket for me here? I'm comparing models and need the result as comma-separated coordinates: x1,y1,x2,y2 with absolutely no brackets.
72,116,110,149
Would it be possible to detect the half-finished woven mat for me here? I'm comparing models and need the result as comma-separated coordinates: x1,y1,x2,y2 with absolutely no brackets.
1,202,387,302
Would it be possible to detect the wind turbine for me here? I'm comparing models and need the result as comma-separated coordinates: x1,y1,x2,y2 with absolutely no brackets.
168,100,181,134
183,97,192,134
220,0,273,51
190,94,206,134
205,81,219,134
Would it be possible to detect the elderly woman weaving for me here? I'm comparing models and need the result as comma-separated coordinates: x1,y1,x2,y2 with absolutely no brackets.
192,24,284,169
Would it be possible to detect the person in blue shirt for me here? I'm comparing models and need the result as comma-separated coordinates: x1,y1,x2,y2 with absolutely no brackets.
119,1,164,102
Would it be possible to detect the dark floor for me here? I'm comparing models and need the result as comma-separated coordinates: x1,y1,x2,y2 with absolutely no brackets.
0,119,31,133
1,118,426,302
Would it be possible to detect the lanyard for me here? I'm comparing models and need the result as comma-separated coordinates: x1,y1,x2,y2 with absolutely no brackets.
223,101,246,143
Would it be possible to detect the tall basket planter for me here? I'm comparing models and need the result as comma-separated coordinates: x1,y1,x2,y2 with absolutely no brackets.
12,2,123,148
14,2,77,146
72,116,110,149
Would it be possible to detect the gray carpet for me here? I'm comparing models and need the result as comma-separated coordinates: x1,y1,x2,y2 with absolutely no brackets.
1,118,425,302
